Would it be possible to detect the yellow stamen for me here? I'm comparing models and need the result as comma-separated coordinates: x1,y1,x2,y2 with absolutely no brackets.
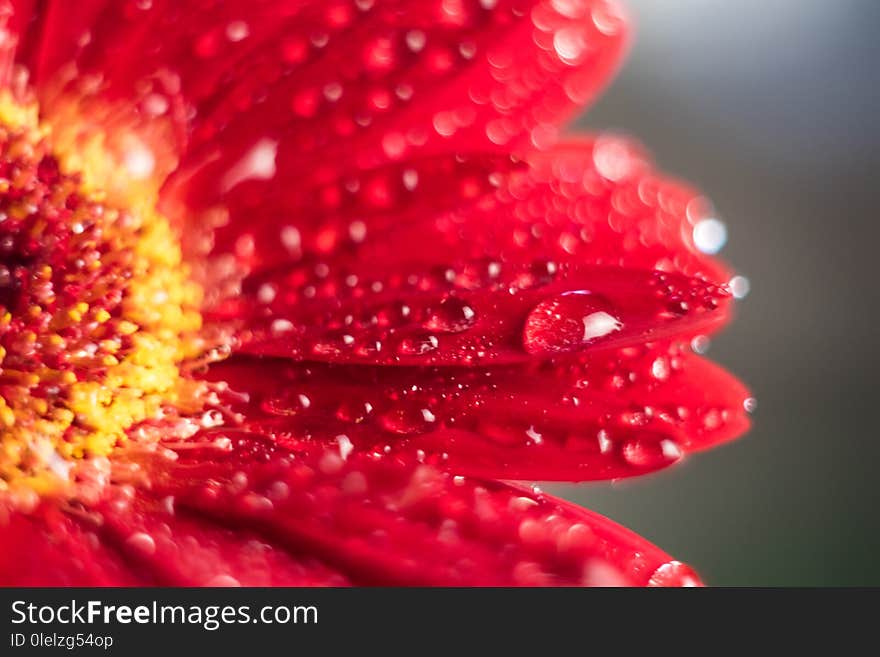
0,91,208,492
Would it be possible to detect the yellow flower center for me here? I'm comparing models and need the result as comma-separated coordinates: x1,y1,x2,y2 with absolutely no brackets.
0,92,206,495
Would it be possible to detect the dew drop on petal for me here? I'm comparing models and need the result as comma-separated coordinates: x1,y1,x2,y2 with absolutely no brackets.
396,333,439,356
225,20,249,42
423,296,477,333
319,450,345,474
379,407,432,435
648,561,701,587
205,574,242,587
582,561,629,587
523,291,622,355
125,532,156,556
729,275,750,299
648,357,668,382
337,434,354,460
692,218,728,254
336,400,374,423
405,29,426,52
553,27,586,65
551,0,587,19
621,439,680,468
690,335,710,354
221,138,278,192
597,430,613,454
280,225,301,252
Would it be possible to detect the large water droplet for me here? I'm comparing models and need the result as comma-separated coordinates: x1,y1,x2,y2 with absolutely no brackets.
647,561,701,587
621,438,681,469
125,532,156,556
523,291,622,355
692,217,727,254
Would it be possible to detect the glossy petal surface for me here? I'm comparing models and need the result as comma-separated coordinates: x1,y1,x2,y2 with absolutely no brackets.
228,264,730,366
1,437,700,586
202,345,749,480
0,0,751,588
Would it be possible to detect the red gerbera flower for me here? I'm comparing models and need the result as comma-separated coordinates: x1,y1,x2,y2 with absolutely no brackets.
0,0,751,586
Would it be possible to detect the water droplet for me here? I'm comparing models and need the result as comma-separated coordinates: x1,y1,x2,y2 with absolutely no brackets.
651,356,670,381
261,391,311,416
648,561,701,587
405,30,426,52
267,481,289,501
205,574,242,587
523,291,622,355
702,409,723,430
509,496,539,511
336,400,374,423
597,430,613,454
512,260,558,289
396,333,439,356
221,138,277,192
125,532,156,556
337,434,354,460
690,335,710,354
280,226,301,252
225,20,249,42
319,450,345,474
693,218,727,254
349,220,367,243
553,27,586,65
241,493,274,512
729,275,750,299
621,438,680,468
581,561,629,587
525,425,544,445
402,169,419,190
379,407,432,435
423,296,476,333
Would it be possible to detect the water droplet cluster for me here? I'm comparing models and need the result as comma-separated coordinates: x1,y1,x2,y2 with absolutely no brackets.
0,0,750,586
197,332,750,481
56,434,697,586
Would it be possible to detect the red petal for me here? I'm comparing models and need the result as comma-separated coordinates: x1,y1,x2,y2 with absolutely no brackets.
164,0,628,207
0,505,146,586
195,135,725,280
163,439,702,585
1,438,700,586
5,1,627,209
201,151,523,274
222,262,730,365
0,440,699,586
0,501,350,587
200,345,750,481
200,137,731,367
199,137,724,282
0,2,29,85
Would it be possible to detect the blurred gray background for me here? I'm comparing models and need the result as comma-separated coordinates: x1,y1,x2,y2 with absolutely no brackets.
553,0,880,585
